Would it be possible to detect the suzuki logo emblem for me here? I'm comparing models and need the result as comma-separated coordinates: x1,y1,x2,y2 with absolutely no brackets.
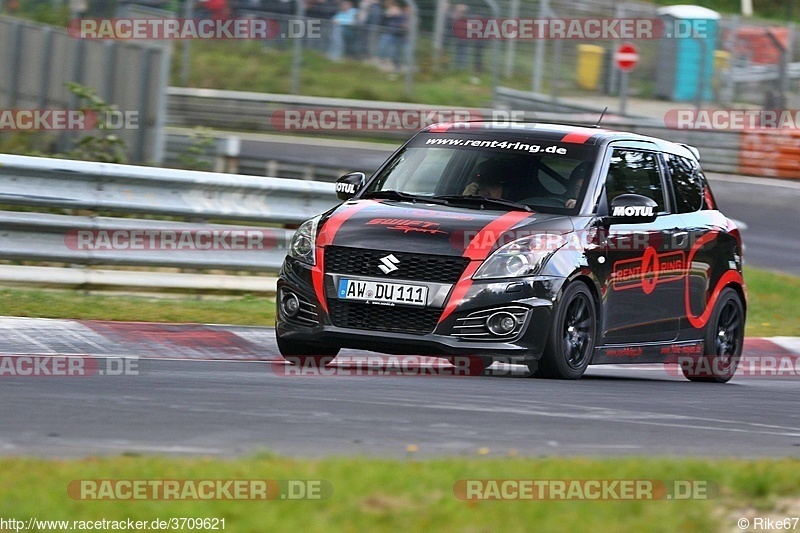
378,254,400,274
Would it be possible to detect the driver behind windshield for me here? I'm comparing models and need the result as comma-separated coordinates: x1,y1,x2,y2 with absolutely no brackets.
462,160,511,199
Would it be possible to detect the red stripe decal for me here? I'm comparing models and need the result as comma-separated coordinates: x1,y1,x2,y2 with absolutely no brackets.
427,123,454,133
683,230,745,329
560,130,597,144
312,201,375,314
439,211,533,323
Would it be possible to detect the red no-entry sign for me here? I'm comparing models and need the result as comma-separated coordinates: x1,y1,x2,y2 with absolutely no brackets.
615,43,639,72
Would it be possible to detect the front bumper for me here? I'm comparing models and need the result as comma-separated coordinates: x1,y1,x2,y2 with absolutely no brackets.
276,256,565,365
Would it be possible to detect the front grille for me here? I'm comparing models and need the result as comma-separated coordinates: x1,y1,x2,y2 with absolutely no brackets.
452,306,529,341
328,300,441,335
325,246,469,284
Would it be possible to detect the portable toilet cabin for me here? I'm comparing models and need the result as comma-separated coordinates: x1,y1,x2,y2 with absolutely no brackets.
655,5,720,102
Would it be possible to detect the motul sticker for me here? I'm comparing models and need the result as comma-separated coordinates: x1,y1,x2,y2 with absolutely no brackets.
335,182,357,195
612,205,654,217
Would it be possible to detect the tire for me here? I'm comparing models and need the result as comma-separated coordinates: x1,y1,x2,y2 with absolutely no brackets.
533,281,597,379
277,335,339,369
681,287,744,383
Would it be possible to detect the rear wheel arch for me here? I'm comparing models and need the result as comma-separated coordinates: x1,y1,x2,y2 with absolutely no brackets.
726,281,747,317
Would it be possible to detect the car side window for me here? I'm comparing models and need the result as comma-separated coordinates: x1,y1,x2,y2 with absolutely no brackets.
698,169,717,210
665,153,703,213
605,149,665,212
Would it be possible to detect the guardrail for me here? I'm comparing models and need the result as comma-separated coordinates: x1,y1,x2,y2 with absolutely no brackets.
163,130,395,183
166,87,765,177
0,153,338,224
0,154,343,293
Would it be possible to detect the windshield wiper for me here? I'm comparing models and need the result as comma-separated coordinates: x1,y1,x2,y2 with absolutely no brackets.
362,190,450,205
432,195,533,212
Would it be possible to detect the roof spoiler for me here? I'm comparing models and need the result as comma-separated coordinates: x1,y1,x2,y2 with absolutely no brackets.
680,144,701,161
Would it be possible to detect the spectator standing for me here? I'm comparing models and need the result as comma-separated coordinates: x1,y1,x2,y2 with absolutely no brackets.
199,0,231,19
447,3,469,70
307,0,338,51
329,0,359,60
377,0,407,73
69,0,88,18
357,0,382,60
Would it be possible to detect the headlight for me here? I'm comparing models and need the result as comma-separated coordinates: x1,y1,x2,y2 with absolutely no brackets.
473,234,566,279
289,215,321,265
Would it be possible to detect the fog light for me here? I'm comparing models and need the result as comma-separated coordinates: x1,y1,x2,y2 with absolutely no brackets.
486,312,517,336
281,292,301,318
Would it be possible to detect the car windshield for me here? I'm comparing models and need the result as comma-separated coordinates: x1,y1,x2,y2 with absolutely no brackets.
363,132,600,213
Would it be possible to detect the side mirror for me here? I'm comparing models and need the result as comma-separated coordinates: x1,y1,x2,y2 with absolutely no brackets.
335,172,366,201
606,194,658,224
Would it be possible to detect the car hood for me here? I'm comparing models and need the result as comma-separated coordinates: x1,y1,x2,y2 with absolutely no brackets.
317,199,575,258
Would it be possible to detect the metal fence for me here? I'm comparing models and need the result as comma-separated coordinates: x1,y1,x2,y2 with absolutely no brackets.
0,14,171,164
162,0,800,110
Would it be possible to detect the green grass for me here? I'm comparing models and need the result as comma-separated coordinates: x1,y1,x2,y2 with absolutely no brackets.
178,40,494,107
0,266,795,335
744,267,800,337
0,455,798,532
0,288,275,326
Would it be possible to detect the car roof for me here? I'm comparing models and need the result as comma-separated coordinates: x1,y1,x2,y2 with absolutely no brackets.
420,121,699,160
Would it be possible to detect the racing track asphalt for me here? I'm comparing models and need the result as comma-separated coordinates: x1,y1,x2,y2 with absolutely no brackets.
0,320,798,459
0,156,797,459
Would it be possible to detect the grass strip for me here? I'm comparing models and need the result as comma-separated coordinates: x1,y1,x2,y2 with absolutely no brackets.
0,456,797,532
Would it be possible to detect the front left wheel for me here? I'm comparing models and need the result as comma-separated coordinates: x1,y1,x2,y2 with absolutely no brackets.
534,281,597,379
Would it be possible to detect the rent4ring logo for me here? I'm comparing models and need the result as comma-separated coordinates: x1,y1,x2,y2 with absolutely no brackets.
611,247,686,293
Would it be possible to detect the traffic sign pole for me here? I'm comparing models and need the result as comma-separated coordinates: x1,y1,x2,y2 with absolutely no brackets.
620,71,629,117
614,43,638,117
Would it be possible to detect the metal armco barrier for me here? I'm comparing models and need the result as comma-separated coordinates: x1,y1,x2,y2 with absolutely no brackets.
166,86,784,178
0,211,292,271
0,154,338,224
0,154,343,292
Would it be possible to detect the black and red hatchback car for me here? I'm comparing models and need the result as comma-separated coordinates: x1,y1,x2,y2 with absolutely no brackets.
276,122,746,381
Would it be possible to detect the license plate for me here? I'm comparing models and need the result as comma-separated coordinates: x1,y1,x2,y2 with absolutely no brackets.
338,278,428,307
